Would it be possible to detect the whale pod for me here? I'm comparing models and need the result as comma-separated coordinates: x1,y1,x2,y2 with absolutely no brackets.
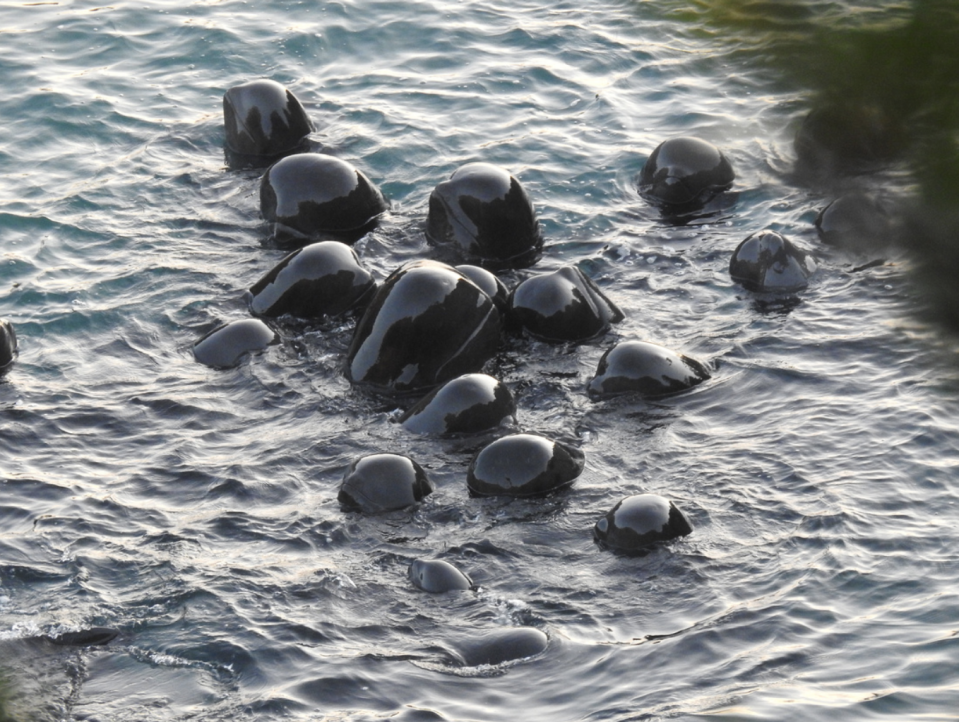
588,340,710,400
729,230,815,293
815,193,893,254
399,373,516,436
593,494,693,553
638,136,734,208
450,627,548,666
409,559,473,593
223,79,314,162
338,453,434,513
193,318,278,368
467,433,585,498
1,319,17,372
346,261,502,395
248,241,376,319
508,266,624,342
260,153,388,244
426,163,542,269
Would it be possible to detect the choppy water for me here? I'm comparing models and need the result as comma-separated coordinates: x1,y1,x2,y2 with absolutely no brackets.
2,0,958,720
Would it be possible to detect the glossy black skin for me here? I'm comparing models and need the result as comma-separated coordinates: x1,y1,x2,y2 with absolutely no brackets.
346,260,502,396
193,318,278,369
588,340,711,400
507,266,624,342
338,453,434,513
467,433,585,498
47,627,120,647
730,230,814,293
815,193,893,254
223,79,314,164
426,162,543,269
451,627,548,667
638,136,735,209
399,373,516,436
0,319,17,372
593,494,693,553
260,153,388,245
455,264,510,313
248,241,376,319
409,559,473,593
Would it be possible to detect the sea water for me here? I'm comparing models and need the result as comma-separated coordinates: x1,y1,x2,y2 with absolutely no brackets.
1,1,958,720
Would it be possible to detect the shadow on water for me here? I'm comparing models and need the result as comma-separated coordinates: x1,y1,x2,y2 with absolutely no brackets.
653,0,959,329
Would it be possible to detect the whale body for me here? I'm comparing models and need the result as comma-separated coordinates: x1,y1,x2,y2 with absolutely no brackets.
345,261,502,395
248,241,376,319
0,319,17,372
594,494,693,553
426,163,542,269
638,136,734,209
729,230,815,293
260,153,388,245
588,340,710,400
508,266,623,342
223,79,314,163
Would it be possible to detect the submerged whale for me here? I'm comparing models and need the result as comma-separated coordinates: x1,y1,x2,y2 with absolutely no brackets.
223,79,314,164
409,559,474,593
815,193,894,254
448,627,548,667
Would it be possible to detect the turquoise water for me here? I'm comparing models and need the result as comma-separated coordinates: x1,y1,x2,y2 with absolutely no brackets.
2,0,959,719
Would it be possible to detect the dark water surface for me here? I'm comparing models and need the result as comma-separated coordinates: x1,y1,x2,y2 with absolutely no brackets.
2,1,958,720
